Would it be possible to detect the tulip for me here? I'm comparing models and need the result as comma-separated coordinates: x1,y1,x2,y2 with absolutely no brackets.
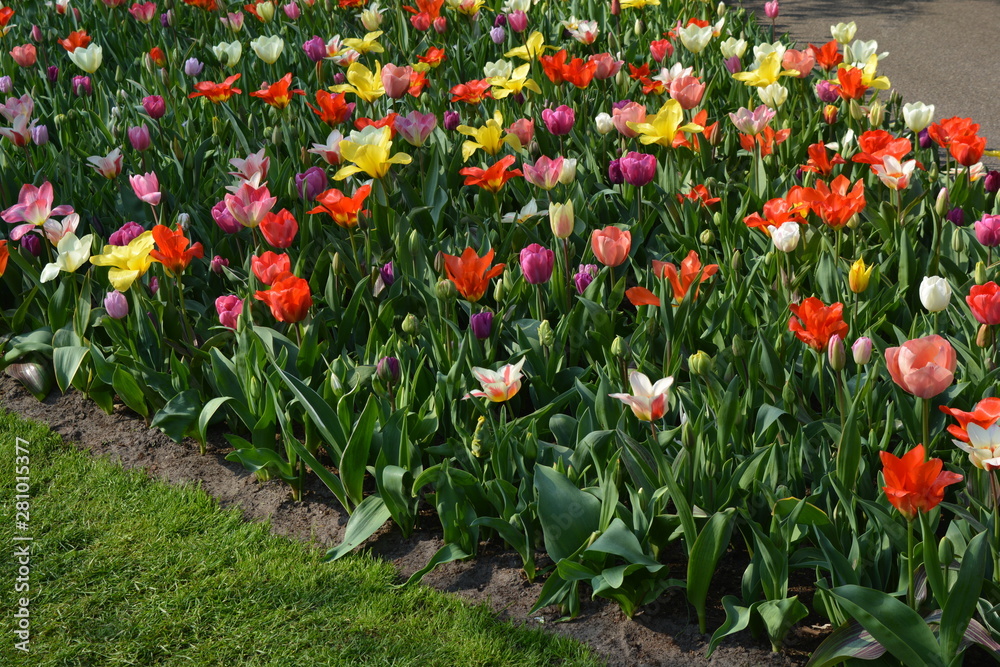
379,261,394,288
507,10,528,32
520,243,554,284
252,252,291,286
619,151,657,187
30,125,48,146
827,334,846,371
395,111,437,147
47,66,59,82
985,171,1000,194
444,110,461,131
260,209,298,248
129,172,161,206
230,148,270,182
225,181,276,228
250,35,284,64
885,335,956,398
334,125,412,180
558,159,577,185
109,221,145,247
852,337,872,365
612,101,646,137
128,125,151,151
975,214,1000,246
764,0,779,18
967,282,1000,325
919,276,951,312
507,118,534,146
283,1,300,18
574,264,598,293
10,45,37,68
210,255,230,274
880,444,962,520
373,356,401,388
771,221,800,252
104,291,129,319
211,200,242,234
902,102,935,134
591,226,631,267
728,105,776,135
608,158,624,184
302,36,326,63
848,257,872,293
542,105,575,135
215,295,243,330
831,21,857,44
466,358,526,402
21,234,42,258
470,311,494,339
295,167,327,201
87,148,123,179
89,231,156,292
677,24,713,53
68,43,103,72
609,371,674,421
595,112,614,134
183,57,204,77
40,233,93,282
815,80,840,103
669,75,706,110
142,95,165,119
490,26,506,44
71,75,92,96
758,82,788,108
590,53,623,79
0,76,10,94
522,156,564,190
549,201,574,238
381,63,413,98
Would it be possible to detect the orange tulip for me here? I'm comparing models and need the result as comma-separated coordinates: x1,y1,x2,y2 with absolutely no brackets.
927,117,980,150
307,185,371,228
188,74,242,103
591,226,631,267
149,224,204,276
800,142,846,176
653,250,719,303
794,175,866,229
744,196,808,232
808,40,843,71
940,397,1000,444
950,134,986,167
250,73,305,109
834,66,868,100
417,46,446,67
852,130,912,166
443,247,505,302
966,282,1000,325
459,155,522,193
449,79,493,104
788,296,849,351
308,91,355,126
58,30,91,52
880,444,962,521
626,286,661,307
885,334,956,399
738,126,791,157
254,272,312,323
0,239,8,276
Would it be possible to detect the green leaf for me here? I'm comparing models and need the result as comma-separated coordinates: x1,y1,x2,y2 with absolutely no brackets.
586,518,660,567
341,394,379,507
274,368,349,461
196,397,233,449
757,597,808,650
401,543,471,587
285,429,350,512
53,346,88,394
687,509,736,633
939,531,989,658
112,367,148,418
324,494,392,561
225,447,294,479
707,596,755,657
150,390,200,443
827,585,946,667
534,465,601,562
805,620,886,667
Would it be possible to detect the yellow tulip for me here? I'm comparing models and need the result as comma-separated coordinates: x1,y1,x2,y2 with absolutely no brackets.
619,0,659,8
457,111,522,162
490,63,541,100
848,257,872,293
859,54,891,90
627,99,704,148
504,31,552,62
330,61,385,103
334,125,412,180
342,31,385,55
90,231,156,292
732,51,796,87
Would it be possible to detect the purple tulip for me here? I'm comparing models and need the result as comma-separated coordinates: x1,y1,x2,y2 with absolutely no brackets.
0,76,11,94
724,55,742,74
519,243,555,284
608,158,624,185
376,356,401,385
332,72,346,85
444,110,461,131
211,200,243,234
470,311,494,339
490,26,506,44
31,25,42,43
30,125,48,146
128,125,151,152
109,221,145,246
160,10,174,27
976,214,1000,246
946,207,966,227
574,264,598,294
210,255,230,274
985,170,1000,194
295,167,327,201
302,36,326,63
619,151,657,187
20,234,42,257
47,66,59,82
149,277,160,295
72,75,92,97
143,95,166,119
184,57,204,77
815,80,839,103
542,105,575,136
918,128,932,149
104,291,129,319
611,99,632,111
494,14,506,26
379,261,395,287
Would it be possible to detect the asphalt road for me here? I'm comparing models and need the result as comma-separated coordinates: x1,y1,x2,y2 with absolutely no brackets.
742,0,1000,160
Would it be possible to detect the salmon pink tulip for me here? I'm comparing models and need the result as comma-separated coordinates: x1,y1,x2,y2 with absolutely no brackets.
885,334,956,399
591,226,631,267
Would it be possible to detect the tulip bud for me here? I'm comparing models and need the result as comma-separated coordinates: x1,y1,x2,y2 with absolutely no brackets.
947,207,966,227
470,415,489,457
919,276,951,312
30,125,49,146
730,249,741,272
436,278,457,300
376,356,401,386
549,200,574,239
952,230,967,253
821,105,838,125
781,380,796,408
31,25,43,42
47,66,59,82
975,261,988,285
176,213,191,231
470,311,493,339
717,1,727,16
688,350,712,376
938,537,954,569
731,334,746,357
433,250,445,274
402,313,420,335
537,320,554,347
848,99,864,121
846,213,861,229
851,337,872,365
611,335,627,358
867,101,884,127
490,26,506,44
104,291,130,319
184,57,205,77
210,255,229,274
935,187,950,216
978,324,993,348
682,420,696,450
558,158,577,185
772,221,800,252
634,19,644,36
699,229,715,245
444,110,460,131
611,0,620,15
493,277,505,302
827,334,846,371
764,0,779,19
331,252,345,275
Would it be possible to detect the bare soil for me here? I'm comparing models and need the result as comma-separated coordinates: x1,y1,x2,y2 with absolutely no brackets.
1,376,826,666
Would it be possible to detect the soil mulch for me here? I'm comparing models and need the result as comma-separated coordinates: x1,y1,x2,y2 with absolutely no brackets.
1,375,828,666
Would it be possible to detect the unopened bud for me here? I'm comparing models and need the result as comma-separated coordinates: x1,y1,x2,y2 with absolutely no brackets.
951,230,967,253
978,324,993,348
176,212,190,231
434,250,445,274
682,421,695,450
437,278,457,300
822,104,838,125
376,356,401,386
634,19,644,35
827,334,846,371
731,334,746,358
867,100,884,127
975,261,988,285
331,252,345,275
782,380,796,408
537,320,554,347
611,335,627,358
851,337,872,365
402,313,419,335
730,249,741,272
699,229,715,245
848,99,864,121
688,350,711,376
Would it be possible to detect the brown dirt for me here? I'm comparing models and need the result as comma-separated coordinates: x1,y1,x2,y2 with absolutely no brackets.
0,375,825,666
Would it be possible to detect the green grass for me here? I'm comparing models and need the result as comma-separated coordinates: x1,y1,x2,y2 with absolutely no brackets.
0,410,603,667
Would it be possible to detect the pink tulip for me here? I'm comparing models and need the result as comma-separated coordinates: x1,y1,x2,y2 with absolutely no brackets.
229,148,270,182
619,151,657,187
215,295,244,330
381,63,413,99
590,53,623,79
211,200,243,234
224,181,276,229
506,10,527,32
395,111,437,146
781,49,816,78
764,0,779,19
612,102,646,138
728,105,776,135
2,181,75,240
10,45,37,68
522,156,564,191
609,371,673,422
541,105,575,136
129,2,158,23
507,118,535,146
283,1,300,19
519,243,554,284
87,148,124,179
885,335,956,399
130,172,161,206
669,75,706,110
975,214,1000,247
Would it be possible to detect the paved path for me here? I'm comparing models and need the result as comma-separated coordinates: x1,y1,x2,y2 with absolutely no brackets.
743,0,1000,160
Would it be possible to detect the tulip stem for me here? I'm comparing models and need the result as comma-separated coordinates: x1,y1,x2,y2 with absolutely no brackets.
921,397,931,452
906,518,916,610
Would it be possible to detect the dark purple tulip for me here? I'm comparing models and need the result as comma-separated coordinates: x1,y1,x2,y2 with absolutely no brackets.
574,264,598,294
985,170,1000,194
376,356,401,385
332,72,346,85
494,14,506,26
608,158,624,184
211,200,243,234
976,214,1000,246
295,166,327,201
611,99,632,111
444,110,460,131
302,36,326,63
148,278,160,295
72,75,92,97
142,95,166,119
918,128,932,149
470,311,494,339
619,151,657,187
210,255,230,274
160,11,174,27
947,207,966,227
128,125,151,152
724,55,742,74
47,66,59,82
109,221,145,246
519,243,554,284
21,233,42,257
379,261,395,287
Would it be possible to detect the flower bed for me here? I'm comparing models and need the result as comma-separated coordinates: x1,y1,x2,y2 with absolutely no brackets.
2,0,1000,662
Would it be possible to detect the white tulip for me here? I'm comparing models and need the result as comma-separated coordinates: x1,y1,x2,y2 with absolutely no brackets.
250,35,284,64
677,25,713,54
902,102,935,134
212,41,242,68
759,82,788,109
830,21,857,44
68,44,103,73
595,112,614,135
40,233,93,283
919,276,952,312
772,221,800,252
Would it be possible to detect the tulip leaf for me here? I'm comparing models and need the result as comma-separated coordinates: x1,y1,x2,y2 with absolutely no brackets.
324,494,392,561
939,530,989,658
53,345,88,394
687,509,736,633
112,366,148,419
534,465,601,562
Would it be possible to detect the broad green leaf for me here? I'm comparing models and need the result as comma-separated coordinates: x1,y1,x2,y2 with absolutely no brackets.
53,346,88,394
534,465,601,562
324,494,392,561
112,367,148,418
150,390,200,443
341,394,379,506
939,531,989,658
687,509,736,633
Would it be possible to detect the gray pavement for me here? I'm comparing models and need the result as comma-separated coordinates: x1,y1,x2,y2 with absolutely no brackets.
743,0,1000,159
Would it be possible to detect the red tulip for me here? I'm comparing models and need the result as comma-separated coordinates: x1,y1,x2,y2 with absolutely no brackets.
967,282,1000,325
880,444,962,520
